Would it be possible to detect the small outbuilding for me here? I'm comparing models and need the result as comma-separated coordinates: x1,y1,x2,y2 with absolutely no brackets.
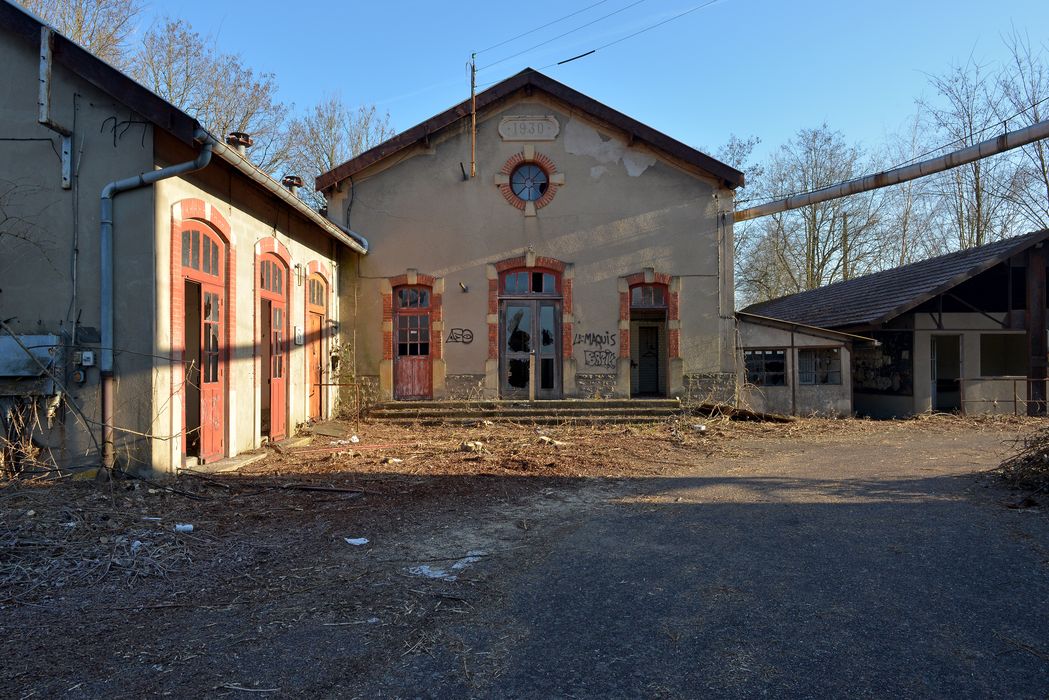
744,230,1049,417
736,312,872,417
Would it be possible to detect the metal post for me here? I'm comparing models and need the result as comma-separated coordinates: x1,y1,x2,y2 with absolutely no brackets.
1026,245,1047,416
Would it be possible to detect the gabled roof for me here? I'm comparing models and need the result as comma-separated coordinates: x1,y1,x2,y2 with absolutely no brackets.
1,0,368,254
743,229,1049,329
315,68,744,192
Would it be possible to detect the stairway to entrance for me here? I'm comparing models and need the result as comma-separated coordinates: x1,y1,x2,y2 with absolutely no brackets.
366,399,682,425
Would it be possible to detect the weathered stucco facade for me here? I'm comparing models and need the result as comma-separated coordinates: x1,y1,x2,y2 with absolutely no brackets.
0,4,360,474
321,71,741,402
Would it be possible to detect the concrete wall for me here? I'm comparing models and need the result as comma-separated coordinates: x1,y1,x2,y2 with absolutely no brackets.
738,320,852,416
327,93,735,400
152,135,345,472
0,25,156,469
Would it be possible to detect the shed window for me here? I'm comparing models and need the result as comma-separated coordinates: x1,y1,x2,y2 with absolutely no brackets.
980,333,1027,376
744,349,786,386
799,348,841,385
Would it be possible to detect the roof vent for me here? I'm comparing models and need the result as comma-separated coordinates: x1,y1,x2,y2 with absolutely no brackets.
281,175,303,197
226,131,253,156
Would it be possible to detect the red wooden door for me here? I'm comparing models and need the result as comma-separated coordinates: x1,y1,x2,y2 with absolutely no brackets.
308,311,324,419
306,274,327,421
394,286,432,400
269,302,287,440
200,284,225,460
259,257,288,441
179,224,226,464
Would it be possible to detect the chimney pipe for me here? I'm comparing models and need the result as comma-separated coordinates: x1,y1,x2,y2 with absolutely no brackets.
282,174,303,197
225,131,253,157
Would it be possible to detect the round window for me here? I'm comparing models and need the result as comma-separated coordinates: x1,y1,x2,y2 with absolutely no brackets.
510,163,549,202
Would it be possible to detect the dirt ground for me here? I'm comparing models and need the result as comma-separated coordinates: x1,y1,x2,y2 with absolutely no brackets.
1,414,1046,697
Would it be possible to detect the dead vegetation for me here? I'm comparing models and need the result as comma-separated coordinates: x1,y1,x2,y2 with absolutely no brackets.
996,424,1049,494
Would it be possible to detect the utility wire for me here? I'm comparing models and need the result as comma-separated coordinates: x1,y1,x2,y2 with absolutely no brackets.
479,0,726,86
544,0,723,67
477,0,648,72
476,0,614,55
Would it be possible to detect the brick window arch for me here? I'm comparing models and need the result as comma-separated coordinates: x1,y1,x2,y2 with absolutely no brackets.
496,151,562,212
488,255,573,362
619,271,680,361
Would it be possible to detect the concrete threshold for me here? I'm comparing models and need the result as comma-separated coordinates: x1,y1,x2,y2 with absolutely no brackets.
179,451,268,475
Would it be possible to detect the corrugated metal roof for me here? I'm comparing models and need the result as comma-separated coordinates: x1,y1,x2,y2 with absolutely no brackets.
743,229,1049,329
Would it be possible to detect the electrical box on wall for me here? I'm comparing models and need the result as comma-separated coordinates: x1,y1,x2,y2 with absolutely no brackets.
294,326,304,346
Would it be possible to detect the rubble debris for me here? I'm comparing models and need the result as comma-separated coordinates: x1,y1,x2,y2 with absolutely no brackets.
174,523,194,533
381,457,404,465
460,441,486,453
344,537,369,546
538,436,568,447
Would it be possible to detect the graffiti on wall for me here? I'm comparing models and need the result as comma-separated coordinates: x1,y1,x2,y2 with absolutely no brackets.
573,331,616,348
583,349,617,369
446,328,474,344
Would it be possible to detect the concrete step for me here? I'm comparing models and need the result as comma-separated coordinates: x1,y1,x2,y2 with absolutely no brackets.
368,407,680,419
370,415,675,426
371,399,681,411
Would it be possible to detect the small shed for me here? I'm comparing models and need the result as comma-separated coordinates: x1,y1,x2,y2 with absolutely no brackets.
744,229,1049,417
737,313,872,416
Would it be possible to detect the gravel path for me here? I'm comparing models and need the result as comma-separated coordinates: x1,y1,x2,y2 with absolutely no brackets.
371,429,1049,698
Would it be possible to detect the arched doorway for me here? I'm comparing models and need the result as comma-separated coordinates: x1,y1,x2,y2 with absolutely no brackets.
306,271,328,420
499,267,562,399
258,254,289,440
393,285,433,400
629,282,669,396
177,222,226,462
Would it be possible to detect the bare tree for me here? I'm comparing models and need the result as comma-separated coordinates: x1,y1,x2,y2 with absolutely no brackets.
876,113,942,265
284,96,396,209
130,18,291,173
17,0,141,65
997,29,1049,231
737,125,881,305
920,59,1021,248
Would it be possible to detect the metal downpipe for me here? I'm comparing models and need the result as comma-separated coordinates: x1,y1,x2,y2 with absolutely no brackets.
99,129,214,470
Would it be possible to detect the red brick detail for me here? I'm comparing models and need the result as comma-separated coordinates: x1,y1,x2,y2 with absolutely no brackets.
306,259,331,283
487,279,498,314
562,322,573,360
170,198,234,461
257,236,291,264
562,278,573,315
488,324,498,361
388,272,436,288
382,329,394,361
431,293,443,360
623,271,681,361
495,256,527,273
496,151,562,211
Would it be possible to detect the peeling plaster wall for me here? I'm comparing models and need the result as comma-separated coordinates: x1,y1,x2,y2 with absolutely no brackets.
327,93,735,399
0,26,156,470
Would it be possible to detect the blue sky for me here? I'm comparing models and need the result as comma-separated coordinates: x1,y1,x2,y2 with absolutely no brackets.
141,1,1049,162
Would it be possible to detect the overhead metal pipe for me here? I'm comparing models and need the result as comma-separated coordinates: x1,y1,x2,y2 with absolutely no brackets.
735,118,1049,223
99,127,214,470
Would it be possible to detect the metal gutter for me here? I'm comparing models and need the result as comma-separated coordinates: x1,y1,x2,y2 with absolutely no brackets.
735,117,1049,222
204,135,369,254
99,128,215,470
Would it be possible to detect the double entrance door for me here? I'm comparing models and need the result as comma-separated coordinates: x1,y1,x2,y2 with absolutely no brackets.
500,299,561,399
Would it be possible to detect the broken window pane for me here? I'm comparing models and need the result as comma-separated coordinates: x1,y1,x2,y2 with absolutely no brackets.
507,359,529,388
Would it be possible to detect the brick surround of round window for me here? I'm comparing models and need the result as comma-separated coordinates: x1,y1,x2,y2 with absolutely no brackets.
497,151,560,211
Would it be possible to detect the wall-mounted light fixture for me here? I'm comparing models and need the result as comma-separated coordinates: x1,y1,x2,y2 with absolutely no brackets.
294,263,304,286
459,281,469,293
